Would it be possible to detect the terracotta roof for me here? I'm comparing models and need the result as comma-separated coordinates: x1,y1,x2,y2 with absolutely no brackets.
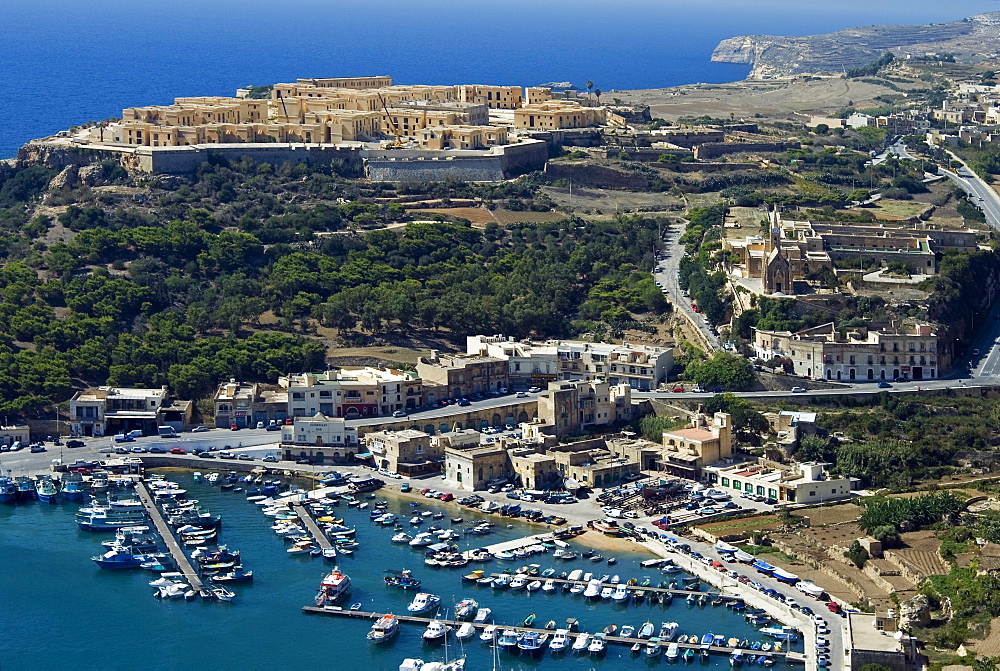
666,428,715,442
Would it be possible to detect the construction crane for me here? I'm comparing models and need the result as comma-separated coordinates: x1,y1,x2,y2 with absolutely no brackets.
377,92,404,147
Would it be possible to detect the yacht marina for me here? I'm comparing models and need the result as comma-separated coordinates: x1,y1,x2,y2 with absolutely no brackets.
1,466,810,670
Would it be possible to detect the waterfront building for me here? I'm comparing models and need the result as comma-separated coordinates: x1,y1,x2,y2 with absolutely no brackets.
364,429,442,476
0,424,29,448
536,380,627,436
704,460,854,504
280,413,360,465
752,321,943,382
610,412,733,480
69,386,192,437
848,612,920,671
443,444,511,491
213,380,287,429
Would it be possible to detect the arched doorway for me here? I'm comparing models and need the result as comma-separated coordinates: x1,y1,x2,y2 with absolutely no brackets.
849,369,855,380
314,452,324,465
837,371,842,380
880,370,885,380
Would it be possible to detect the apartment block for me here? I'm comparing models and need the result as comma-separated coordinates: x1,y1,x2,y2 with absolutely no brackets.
444,444,511,491
513,101,605,130
280,413,360,465
213,380,287,429
753,322,943,382
610,412,732,480
467,335,673,391
536,380,629,437
416,351,508,401
280,367,421,419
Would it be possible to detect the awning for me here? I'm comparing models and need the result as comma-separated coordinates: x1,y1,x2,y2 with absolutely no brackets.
354,453,373,458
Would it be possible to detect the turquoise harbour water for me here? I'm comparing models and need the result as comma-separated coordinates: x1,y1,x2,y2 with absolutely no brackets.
1,472,798,670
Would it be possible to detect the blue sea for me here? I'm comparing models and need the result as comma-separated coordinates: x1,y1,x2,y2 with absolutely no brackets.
1,473,787,670
2,0,999,158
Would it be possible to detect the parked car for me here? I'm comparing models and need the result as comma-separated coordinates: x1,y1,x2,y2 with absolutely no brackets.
262,455,278,463
169,447,186,455
238,454,254,461
527,386,541,393
147,446,167,453
113,434,134,443
130,446,147,453
266,423,281,431
457,398,470,406
230,424,239,431
200,452,217,459
256,421,266,429
671,386,685,393
392,410,407,417
66,439,86,448
218,451,236,459
515,391,528,398
295,457,311,464
877,381,892,388
191,425,209,432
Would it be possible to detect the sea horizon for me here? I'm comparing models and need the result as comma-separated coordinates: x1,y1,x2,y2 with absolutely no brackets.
3,0,999,157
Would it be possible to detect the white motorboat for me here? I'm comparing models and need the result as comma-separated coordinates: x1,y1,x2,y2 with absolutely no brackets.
367,614,400,644
157,583,189,598
409,533,435,547
665,642,680,660
526,580,542,592
479,624,497,642
661,622,679,641
570,581,586,595
422,620,451,641
407,592,441,614
572,632,590,653
456,622,476,639
392,532,414,543
549,629,570,652
612,584,630,602
583,579,602,598
542,579,556,593
509,575,528,590
600,585,614,599
567,569,583,581
588,633,606,656
473,607,492,623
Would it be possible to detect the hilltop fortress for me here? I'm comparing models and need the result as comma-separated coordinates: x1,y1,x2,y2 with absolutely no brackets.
24,76,612,180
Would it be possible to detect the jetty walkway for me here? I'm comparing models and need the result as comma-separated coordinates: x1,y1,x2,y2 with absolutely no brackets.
486,573,731,599
302,606,796,661
462,533,554,558
135,480,204,591
290,502,334,552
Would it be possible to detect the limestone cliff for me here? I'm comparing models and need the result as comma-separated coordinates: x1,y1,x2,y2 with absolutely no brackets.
712,12,1000,79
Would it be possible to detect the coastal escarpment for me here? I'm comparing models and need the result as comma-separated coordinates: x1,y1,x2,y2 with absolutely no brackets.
711,12,1000,79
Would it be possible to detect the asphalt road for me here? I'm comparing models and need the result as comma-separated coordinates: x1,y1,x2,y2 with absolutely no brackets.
653,220,721,350
941,152,1000,230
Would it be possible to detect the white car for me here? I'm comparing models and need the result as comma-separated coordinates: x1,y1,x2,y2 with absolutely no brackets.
623,510,639,519
791,387,806,393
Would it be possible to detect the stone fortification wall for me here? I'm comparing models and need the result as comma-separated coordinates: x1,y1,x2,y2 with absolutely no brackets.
543,162,650,189
136,144,362,174
363,140,548,182
694,141,799,159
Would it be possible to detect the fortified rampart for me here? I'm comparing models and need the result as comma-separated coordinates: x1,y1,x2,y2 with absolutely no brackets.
694,141,799,159
18,138,548,182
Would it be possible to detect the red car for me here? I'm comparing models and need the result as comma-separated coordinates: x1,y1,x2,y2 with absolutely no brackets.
230,424,239,431
419,488,431,495
438,492,454,502
671,386,685,393
169,447,186,455
826,601,842,613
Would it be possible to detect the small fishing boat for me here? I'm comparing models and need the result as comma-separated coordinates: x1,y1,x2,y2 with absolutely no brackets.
666,642,680,661
521,613,536,627
638,621,655,639
479,624,497,642
456,622,476,639
645,637,662,658
473,607,492,623
367,613,400,644
588,633,606,656
212,586,236,602
571,632,590,653
385,569,421,590
454,598,478,619
210,570,254,583
497,629,520,650
517,630,544,655
620,625,636,638
603,624,618,636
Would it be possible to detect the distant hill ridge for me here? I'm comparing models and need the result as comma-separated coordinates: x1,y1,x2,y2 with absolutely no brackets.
711,12,1000,79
